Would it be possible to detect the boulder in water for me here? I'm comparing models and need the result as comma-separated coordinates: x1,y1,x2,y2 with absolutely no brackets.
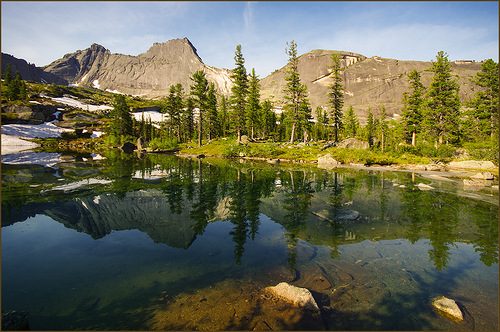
265,282,319,311
432,296,463,322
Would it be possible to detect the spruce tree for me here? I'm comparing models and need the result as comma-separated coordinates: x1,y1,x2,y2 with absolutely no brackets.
283,40,309,143
219,95,229,137
469,59,498,139
402,70,425,146
260,100,276,139
206,82,219,140
182,97,195,143
230,44,248,143
344,106,359,138
329,54,344,142
110,94,133,138
165,84,184,141
245,68,261,140
366,108,376,147
424,51,461,145
378,105,389,152
190,70,209,147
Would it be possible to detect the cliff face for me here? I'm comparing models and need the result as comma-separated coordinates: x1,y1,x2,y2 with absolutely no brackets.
1,53,67,85
43,38,232,97
260,50,482,120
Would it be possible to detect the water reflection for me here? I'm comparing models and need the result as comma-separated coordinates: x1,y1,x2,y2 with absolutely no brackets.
2,152,498,269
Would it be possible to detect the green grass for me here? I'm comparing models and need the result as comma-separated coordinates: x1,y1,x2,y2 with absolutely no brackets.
178,139,433,166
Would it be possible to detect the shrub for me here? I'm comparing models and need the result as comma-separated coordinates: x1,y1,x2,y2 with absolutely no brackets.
148,137,178,151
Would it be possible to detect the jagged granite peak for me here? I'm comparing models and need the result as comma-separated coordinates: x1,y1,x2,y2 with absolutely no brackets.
43,37,231,97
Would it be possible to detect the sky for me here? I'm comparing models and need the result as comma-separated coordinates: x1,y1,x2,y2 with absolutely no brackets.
1,1,498,77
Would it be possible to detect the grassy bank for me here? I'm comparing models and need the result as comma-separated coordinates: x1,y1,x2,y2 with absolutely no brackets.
178,138,434,166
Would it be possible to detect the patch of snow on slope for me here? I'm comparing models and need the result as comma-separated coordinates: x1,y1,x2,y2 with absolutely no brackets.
132,111,167,128
106,88,124,94
93,79,101,89
2,122,72,139
50,96,112,112
49,178,112,192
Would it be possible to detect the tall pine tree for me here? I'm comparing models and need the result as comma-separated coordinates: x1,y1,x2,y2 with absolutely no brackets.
230,45,248,143
283,40,309,143
190,70,209,147
366,108,376,147
206,82,219,140
402,70,425,146
245,68,261,140
344,106,359,138
424,51,461,145
329,54,344,143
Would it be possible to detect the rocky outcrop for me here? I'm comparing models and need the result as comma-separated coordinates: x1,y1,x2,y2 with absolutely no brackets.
260,50,481,120
432,296,463,322
317,154,341,169
336,138,369,149
43,38,232,98
447,160,497,170
470,172,495,180
265,282,319,311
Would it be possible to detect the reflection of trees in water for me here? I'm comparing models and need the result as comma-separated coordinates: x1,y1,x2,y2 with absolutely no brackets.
3,153,498,270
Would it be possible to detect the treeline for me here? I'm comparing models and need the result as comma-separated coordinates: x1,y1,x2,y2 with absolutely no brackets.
107,41,497,159
1,64,28,101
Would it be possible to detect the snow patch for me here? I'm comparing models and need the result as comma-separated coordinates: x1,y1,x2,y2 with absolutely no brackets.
49,178,112,192
1,152,61,167
93,195,101,204
1,134,40,155
29,100,41,104
105,89,124,95
50,96,112,112
132,111,167,128
93,80,101,89
91,153,105,160
1,122,73,139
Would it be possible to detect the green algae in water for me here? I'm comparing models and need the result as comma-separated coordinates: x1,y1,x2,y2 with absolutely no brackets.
1,153,498,330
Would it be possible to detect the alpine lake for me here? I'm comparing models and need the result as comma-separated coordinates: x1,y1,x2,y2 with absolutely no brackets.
2,151,498,331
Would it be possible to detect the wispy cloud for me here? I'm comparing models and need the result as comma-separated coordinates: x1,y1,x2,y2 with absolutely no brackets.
243,2,254,31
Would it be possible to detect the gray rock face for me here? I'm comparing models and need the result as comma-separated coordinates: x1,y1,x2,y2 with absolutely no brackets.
318,154,340,169
432,296,463,322
43,38,232,98
265,282,319,311
336,138,369,150
260,50,481,121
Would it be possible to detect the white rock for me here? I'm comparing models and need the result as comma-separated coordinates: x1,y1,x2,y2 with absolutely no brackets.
416,183,433,190
432,296,463,322
471,172,495,180
265,282,319,311
318,154,340,169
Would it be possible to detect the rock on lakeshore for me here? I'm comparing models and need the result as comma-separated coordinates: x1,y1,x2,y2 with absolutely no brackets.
265,282,319,311
337,138,369,150
448,160,496,170
432,296,463,322
470,172,495,180
318,154,341,169
416,183,434,190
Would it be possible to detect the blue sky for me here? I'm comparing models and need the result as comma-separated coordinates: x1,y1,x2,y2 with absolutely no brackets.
1,1,498,77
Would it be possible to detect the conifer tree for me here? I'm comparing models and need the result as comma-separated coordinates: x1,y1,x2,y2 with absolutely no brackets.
109,94,133,138
182,97,195,142
283,40,309,143
230,45,248,142
402,70,425,146
344,106,359,138
329,54,344,142
366,108,376,147
190,70,209,147
424,51,461,145
165,84,184,141
219,95,229,137
260,100,276,139
469,59,499,139
245,68,261,140
378,105,389,152
206,82,219,140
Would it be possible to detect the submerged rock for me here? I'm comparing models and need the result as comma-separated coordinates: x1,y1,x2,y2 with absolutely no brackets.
2,311,30,330
265,282,319,311
432,296,463,322
121,142,136,153
318,154,341,169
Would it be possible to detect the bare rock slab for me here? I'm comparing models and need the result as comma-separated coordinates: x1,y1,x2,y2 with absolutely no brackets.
432,296,463,322
265,282,319,311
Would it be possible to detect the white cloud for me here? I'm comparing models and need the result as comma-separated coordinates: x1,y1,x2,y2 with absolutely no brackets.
243,2,255,30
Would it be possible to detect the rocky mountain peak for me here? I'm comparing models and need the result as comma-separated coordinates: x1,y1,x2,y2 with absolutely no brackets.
142,37,202,63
